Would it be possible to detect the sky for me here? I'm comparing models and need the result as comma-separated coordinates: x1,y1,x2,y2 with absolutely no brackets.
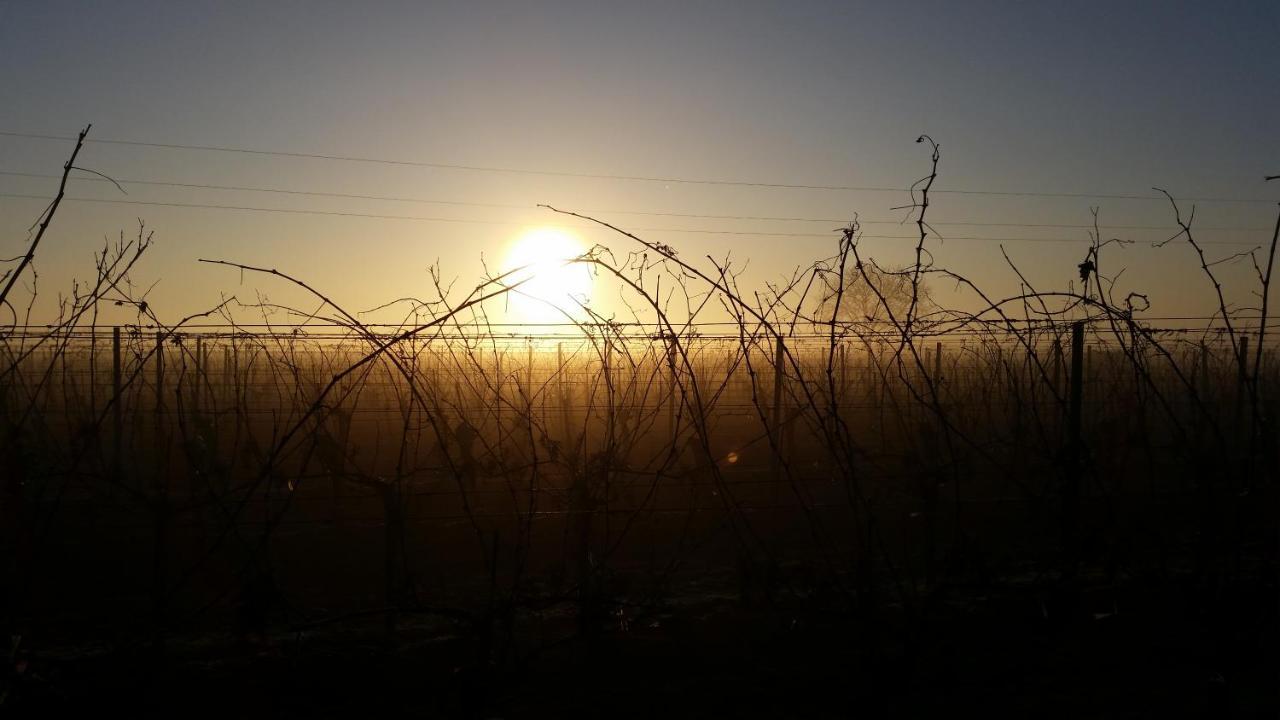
1,0,1277,329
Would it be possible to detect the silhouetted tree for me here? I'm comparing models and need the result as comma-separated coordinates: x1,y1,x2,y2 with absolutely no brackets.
816,264,931,326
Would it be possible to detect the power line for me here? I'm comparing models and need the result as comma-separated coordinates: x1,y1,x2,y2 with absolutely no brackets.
0,170,525,211
3,130,1275,204
0,192,513,226
1,170,1271,233
1,192,1266,246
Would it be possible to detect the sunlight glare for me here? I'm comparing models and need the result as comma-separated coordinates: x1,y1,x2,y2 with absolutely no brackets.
503,227,593,325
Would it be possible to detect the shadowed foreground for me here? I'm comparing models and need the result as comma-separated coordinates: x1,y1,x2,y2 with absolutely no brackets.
11,569,1276,718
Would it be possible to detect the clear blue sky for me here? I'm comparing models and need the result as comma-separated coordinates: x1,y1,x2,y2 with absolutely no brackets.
2,0,1277,324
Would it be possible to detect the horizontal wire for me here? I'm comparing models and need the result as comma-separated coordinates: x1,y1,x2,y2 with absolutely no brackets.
1,170,1271,232
3,130,1275,203
0,192,1265,245
8,328,1275,342
1,314,1266,328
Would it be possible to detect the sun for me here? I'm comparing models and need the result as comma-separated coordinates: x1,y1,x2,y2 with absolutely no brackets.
503,227,593,325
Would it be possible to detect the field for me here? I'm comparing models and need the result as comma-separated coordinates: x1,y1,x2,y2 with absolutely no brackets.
3,319,1276,714
1,131,1276,716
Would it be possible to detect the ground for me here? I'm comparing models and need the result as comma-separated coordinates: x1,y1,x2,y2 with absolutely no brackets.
6,571,1275,718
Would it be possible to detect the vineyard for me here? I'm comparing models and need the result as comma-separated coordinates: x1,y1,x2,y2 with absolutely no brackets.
1,130,1275,715
5,321,1275,623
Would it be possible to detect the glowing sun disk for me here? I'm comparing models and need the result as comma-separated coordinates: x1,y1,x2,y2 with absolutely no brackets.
503,228,592,324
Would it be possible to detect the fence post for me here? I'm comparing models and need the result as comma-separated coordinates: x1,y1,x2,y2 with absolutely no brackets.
222,344,232,406
1198,342,1211,398
495,345,503,457
557,342,571,454
1086,345,1093,402
193,335,203,415
1237,335,1250,452
1052,336,1064,395
838,342,847,401
112,326,123,479
232,336,244,450
603,337,614,542
771,336,786,494
666,337,677,441
1064,321,1085,576
155,331,164,412
88,330,98,415
152,331,169,638
1238,335,1250,382
526,340,534,408
1237,335,1250,410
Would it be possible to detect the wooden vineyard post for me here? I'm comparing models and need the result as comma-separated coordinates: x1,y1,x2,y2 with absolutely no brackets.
783,342,797,457
222,344,232,407
1237,335,1250,458
193,335,204,415
667,337,677,442
495,345,503,457
1238,335,1250,384
232,336,244,454
934,341,943,385
563,340,592,596
838,342,847,403
1085,345,1093,404
152,330,170,638
771,335,786,497
582,343,595,462
1064,321,1085,577
89,330,98,416
56,343,68,411
112,326,123,482
527,339,538,437
155,331,165,413
1052,336,1064,396
601,337,613,538
1236,335,1250,411
434,342,442,397
557,342,572,455
1198,341,1211,400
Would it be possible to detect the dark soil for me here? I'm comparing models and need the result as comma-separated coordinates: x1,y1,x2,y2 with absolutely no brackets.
5,573,1275,718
